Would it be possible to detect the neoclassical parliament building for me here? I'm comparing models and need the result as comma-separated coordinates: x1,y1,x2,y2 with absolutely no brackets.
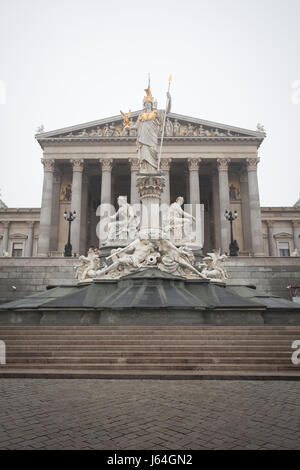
1,111,300,258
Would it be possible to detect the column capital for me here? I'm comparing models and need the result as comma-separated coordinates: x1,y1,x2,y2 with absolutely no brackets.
2,221,10,229
129,158,140,172
99,158,113,171
246,158,260,171
41,159,55,172
217,158,231,171
70,159,84,172
292,220,300,227
266,220,274,228
27,221,35,228
160,158,172,171
187,158,201,171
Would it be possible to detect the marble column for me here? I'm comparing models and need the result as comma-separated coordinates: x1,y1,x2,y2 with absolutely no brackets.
240,170,252,252
49,170,61,252
217,158,231,253
25,221,34,257
246,158,264,255
37,159,55,255
70,159,84,255
160,158,172,206
292,221,300,252
99,159,113,205
80,172,89,254
266,220,276,256
188,158,201,205
1,221,10,255
129,158,140,205
212,171,220,250
99,159,113,246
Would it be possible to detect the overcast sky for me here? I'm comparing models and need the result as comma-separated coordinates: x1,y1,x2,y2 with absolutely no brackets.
0,0,299,207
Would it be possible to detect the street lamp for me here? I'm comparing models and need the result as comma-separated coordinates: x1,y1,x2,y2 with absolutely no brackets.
225,210,239,256
63,210,76,257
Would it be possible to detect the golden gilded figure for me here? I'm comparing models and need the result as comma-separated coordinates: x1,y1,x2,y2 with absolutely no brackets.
135,82,171,173
60,183,72,202
120,110,131,129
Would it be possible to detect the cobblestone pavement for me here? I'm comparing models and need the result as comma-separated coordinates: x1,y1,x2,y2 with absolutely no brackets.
0,379,299,450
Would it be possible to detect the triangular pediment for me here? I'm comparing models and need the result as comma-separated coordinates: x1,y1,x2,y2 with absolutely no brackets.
36,111,265,146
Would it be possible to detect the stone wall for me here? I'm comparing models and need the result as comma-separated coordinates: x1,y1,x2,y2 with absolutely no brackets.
225,257,300,299
0,256,300,304
0,258,77,304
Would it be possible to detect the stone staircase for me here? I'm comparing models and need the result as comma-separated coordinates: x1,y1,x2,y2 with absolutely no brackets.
0,326,300,378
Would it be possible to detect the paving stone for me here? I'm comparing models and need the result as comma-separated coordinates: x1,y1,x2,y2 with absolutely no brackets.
0,379,299,449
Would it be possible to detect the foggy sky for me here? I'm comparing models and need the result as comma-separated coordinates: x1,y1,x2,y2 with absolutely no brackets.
0,0,299,207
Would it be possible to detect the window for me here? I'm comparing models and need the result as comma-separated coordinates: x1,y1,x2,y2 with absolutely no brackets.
12,242,23,257
278,242,290,257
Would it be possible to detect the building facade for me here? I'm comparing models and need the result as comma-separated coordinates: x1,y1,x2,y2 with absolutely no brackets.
1,111,300,258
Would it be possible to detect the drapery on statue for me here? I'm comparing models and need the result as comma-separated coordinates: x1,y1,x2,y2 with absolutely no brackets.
105,195,139,243
130,84,171,173
96,234,156,278
86,235,207,280
165,196,196,242
157,238,207,278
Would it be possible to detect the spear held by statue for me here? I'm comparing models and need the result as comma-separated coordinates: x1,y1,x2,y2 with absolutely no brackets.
157,74,172,171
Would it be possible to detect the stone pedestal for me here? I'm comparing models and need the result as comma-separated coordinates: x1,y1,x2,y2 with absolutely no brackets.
136,173,165,239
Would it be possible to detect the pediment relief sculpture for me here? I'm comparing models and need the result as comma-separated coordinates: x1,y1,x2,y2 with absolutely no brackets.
38,115,259,141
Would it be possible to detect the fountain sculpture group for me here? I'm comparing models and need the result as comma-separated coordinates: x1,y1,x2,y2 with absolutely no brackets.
75,84,229,284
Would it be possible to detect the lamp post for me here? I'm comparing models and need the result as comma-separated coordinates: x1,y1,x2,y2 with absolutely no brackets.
225,210,239,256
63,210,76,257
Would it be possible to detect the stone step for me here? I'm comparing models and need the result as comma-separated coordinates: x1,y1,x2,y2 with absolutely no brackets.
6,351,292,358
1,327,300,335
0,325,299,330
0,363,298,371
1,370,300,380
1,325,298,375
5,356,294,365
2,339,297,346
5,343,295,350
1,333,299,340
